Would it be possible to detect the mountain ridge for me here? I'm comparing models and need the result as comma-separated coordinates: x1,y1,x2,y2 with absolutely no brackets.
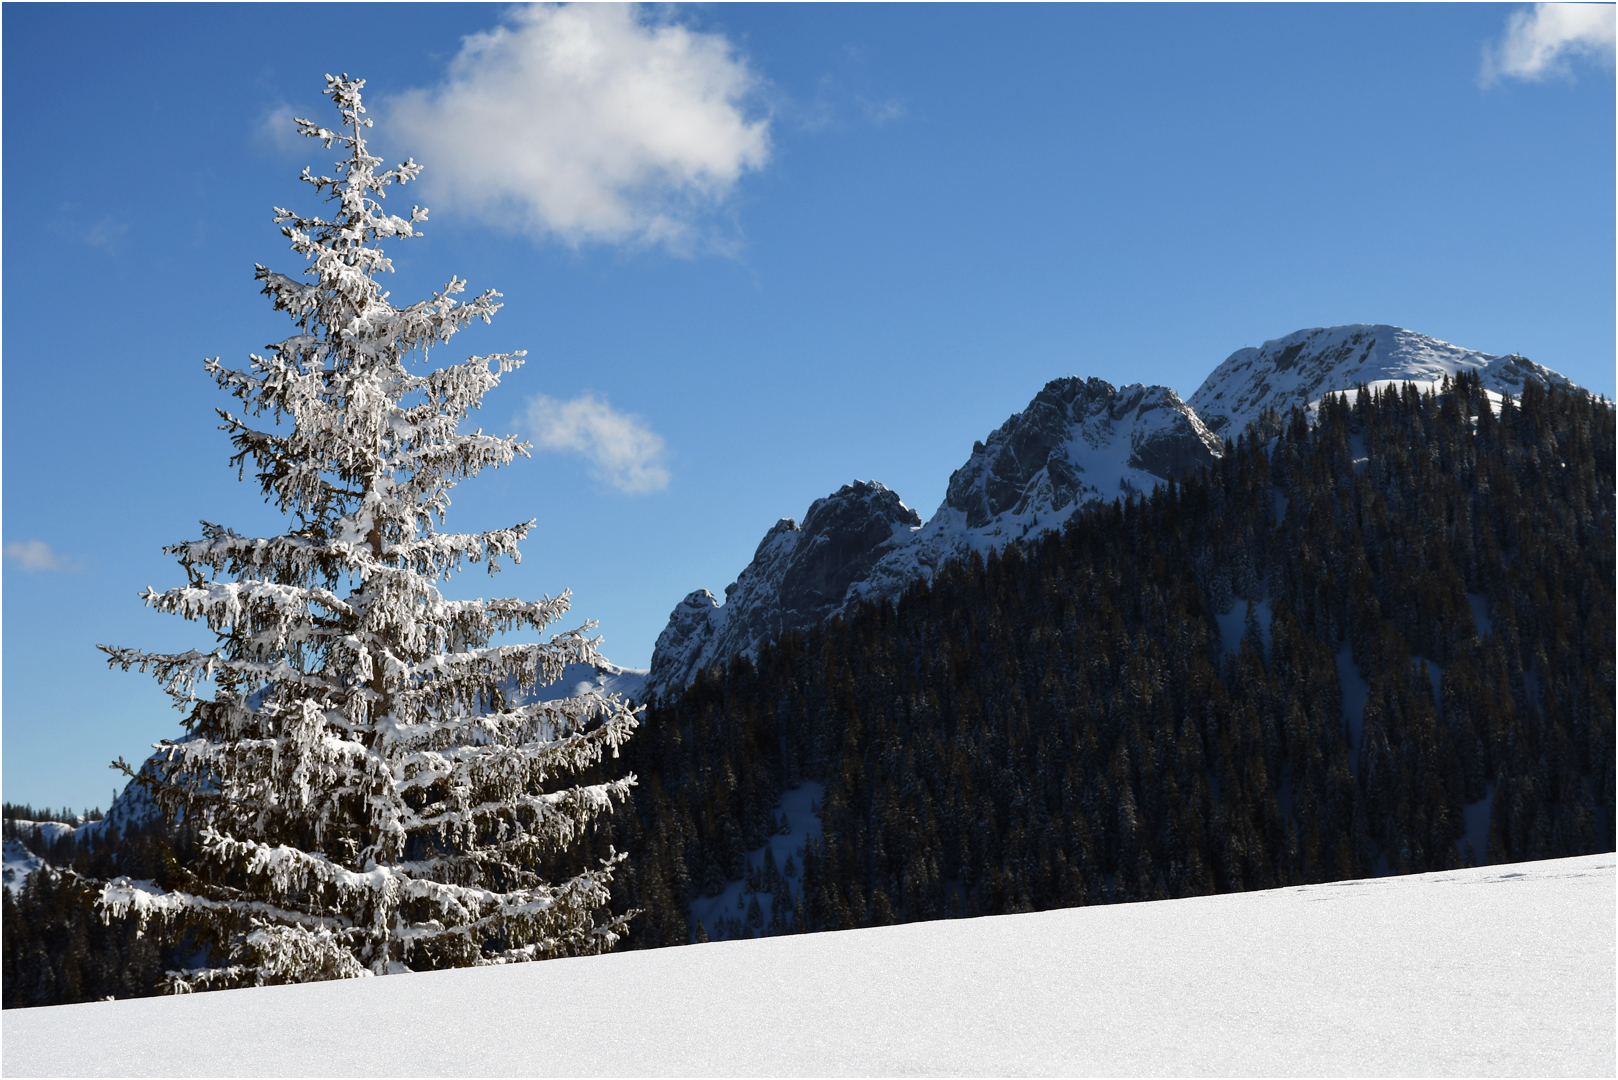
646,324,1591,697
649,378,1219,695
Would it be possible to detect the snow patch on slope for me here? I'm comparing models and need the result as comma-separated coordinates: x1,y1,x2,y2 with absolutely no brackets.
2,840,45,896
690,781,823,942
525,660,648,705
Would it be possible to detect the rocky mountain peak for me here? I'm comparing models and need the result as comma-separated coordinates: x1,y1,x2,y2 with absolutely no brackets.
1190,324,1576,440
943,378,1222,531
647,481,920,695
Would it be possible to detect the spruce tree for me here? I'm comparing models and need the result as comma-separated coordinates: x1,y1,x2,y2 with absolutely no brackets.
97,74,639,989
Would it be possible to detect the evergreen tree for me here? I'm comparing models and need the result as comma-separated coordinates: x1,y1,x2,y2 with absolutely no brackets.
96,74,639,989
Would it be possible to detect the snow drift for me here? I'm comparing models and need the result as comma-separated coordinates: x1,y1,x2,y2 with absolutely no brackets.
4,854,1611,1076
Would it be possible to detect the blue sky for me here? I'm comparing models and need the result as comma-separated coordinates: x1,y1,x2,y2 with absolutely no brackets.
4,3,1613,811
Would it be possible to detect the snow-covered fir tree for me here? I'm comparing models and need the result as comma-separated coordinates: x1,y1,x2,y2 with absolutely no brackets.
97,74,640,989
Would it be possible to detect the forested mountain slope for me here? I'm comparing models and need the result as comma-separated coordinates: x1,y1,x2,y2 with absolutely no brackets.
597,374,1614,945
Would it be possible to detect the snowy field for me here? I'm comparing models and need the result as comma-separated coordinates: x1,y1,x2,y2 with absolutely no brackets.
4,854,1611,1077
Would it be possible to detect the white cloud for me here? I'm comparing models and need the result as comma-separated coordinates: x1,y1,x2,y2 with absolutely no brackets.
524,392,671,494
1482,3,1616,84
390,3,771,250
4,540,78,572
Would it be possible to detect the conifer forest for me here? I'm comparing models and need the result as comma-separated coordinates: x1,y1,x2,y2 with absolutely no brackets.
6,374,1613,1006
595,375,1614,947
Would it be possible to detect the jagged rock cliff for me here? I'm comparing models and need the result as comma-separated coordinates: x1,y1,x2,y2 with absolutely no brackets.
648,481,921,693
850,378,1221,608
648,379,1218,695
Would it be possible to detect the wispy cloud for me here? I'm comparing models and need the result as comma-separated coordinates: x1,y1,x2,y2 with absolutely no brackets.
1481,3,1616,84
84,217,131,248
5,540,81,572
523,392,671,494
389,3,770,252
50,209,131,252
777,45,909,134
256,103,307,158
857,96,908,125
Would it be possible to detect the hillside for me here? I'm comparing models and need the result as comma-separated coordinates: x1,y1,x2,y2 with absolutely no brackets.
4,854,1611,1076
1190,324,1578,440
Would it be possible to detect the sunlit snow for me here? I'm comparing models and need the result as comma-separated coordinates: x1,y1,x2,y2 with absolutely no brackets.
2,840,45,896
4,854,1610,1077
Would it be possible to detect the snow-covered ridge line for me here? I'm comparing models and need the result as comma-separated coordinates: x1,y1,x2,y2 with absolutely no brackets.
4,854,1610,1076
648,324,1589,697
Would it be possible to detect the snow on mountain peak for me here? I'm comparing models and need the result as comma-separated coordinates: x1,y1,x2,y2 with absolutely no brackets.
850,377,1220,606
1190,324,1576,441
648,378,1220,695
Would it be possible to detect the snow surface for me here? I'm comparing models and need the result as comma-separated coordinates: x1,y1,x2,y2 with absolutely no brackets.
1462,785,1496,865
5,854,1611,1077
1214,597,1272,658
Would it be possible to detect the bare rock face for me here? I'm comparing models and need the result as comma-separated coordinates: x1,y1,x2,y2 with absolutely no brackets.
850,378,1221,609
647,482,920,695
